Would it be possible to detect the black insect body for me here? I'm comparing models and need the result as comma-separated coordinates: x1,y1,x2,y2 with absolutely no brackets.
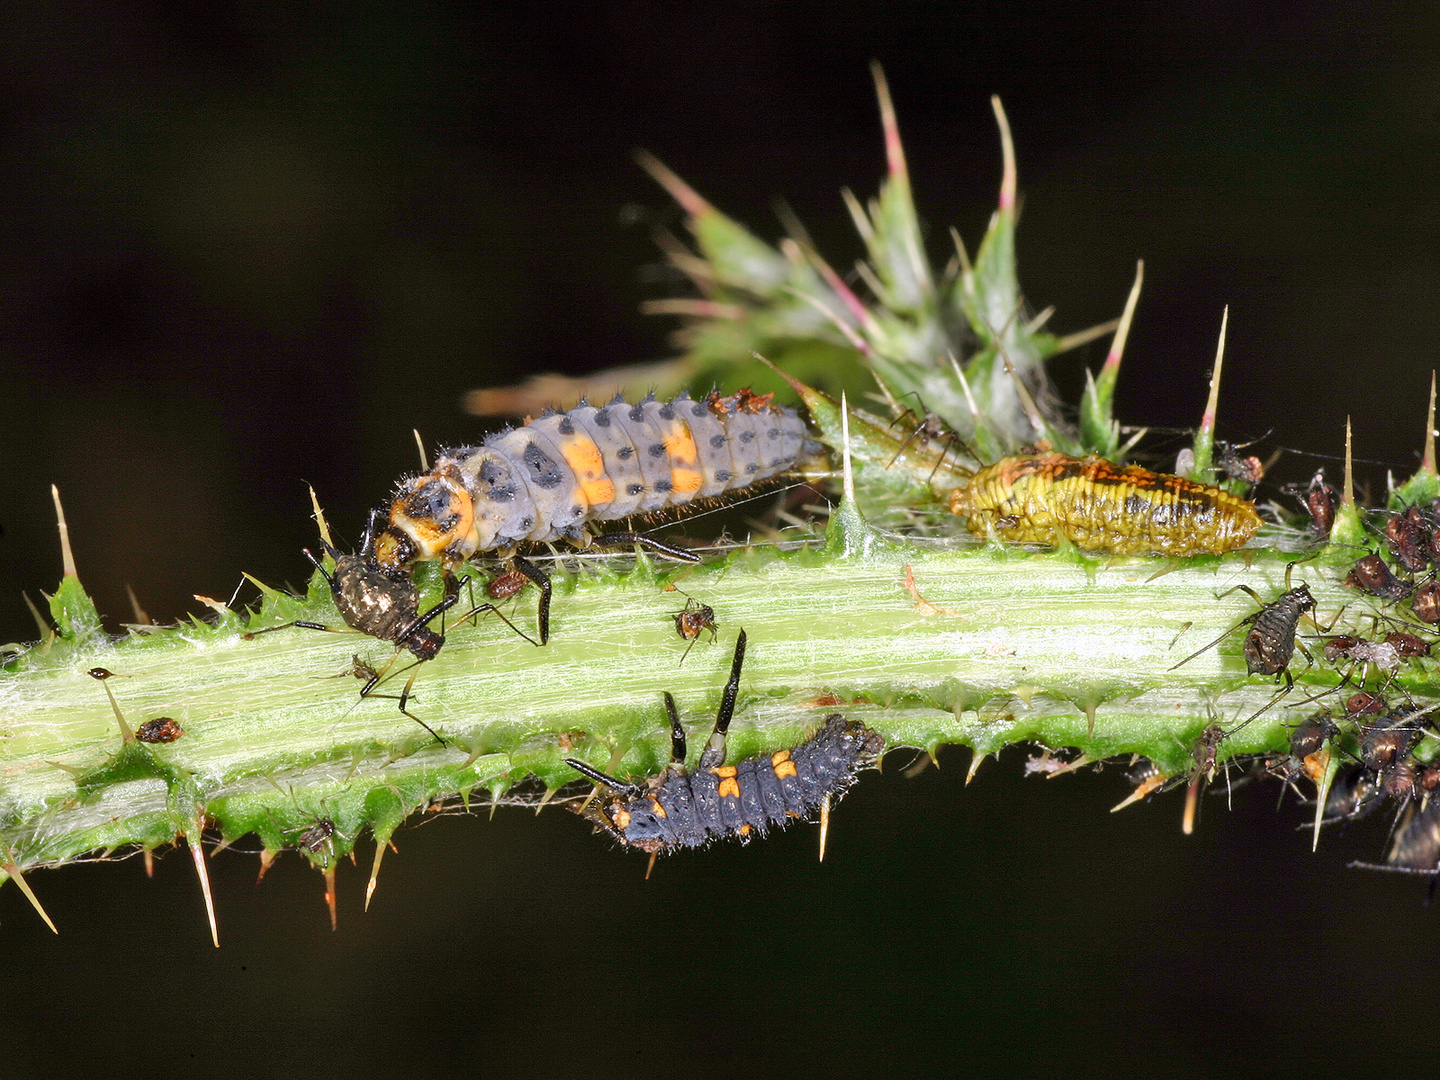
564,630,885,854
1359,715,1420,776
297,818,337,855
1242,583,1316,683
1289,711,1341,761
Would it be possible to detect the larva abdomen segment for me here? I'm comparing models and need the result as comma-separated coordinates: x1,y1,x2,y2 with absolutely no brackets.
380,389,815,567
949,452,1262,557
612,715,884,852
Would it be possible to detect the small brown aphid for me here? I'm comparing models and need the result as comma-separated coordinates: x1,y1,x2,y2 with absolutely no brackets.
1412,582,1440,624
1384,631,1431,659
1283,470,1339,538
134,717,184,744
1346,554,1410,600
298,818,336,855
1360,717,1420,775
486,568,531,601
1384,759,1417,802
88,667,117,680
1386,507,1433,573
1289,711,1340,760
1417,760,1440,794
1347,691,1388,716
1325,767,1382,822
671,596,719,664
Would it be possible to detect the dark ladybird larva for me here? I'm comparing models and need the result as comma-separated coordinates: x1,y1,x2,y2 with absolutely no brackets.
373,389,817,573
949,452,1262,557
564,630,885,854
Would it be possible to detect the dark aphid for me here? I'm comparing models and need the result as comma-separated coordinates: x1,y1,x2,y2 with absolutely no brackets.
486,567,531,601
1345,554,1410,600
671,594,719,664
1182,723,1226,835
1283,470,1339,538
1350,799,1440,885
1360,715,1420,775
1385,506,1433,573
1418,760,1440,795
1384,631,1431,659
134,717,184,744
1383,759,1418,802
950,452,1262,557
1289,710,1341,761
564,630,885,855
297,818,337,855
1412,582,1440,624
1173,566,1317,704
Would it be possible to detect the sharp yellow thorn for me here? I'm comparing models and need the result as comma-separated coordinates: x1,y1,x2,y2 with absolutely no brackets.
51,485,77,580
966,751,986,786
1425,371,1437,476
257,847,276,882
534,787,558,816
22,591,50,639
818,793,831,863
634,149,715,219
1084,703,1097,739
1182,779,1200,835
4,862,58,934
307,485,334,552
1111,774,1167,813
1343,417,1355,508
324,865,338,931
990,96,1016,212
365,841,386,911
188,833,219,948
1200,305,1228,440
413,429,429,472
645,851,658,881
143,848,154,879
1053,317,1120,355
1098,259,1144,384
840,392,856,507
125,584,151,626
1312,750,1340,853
96,677,135,744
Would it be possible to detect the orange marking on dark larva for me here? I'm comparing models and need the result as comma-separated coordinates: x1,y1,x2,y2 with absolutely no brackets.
948,452,1262,557
771,750,798,780
648,799,668,820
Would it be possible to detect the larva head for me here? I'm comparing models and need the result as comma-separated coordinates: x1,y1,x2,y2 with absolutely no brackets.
374,465,478,572
603,797,668,853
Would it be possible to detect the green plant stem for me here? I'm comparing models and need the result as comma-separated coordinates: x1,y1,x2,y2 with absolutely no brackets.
0,532,1401,890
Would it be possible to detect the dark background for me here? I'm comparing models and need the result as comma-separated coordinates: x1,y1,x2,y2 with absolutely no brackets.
2,4,1438,1077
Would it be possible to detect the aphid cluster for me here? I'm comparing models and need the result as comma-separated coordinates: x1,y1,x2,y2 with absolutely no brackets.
948,452,1263,557
564,630,885,855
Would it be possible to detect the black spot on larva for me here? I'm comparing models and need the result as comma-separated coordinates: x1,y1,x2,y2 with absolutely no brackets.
659,403,675,420
629,404,646,422
617,445,633,459
715,469,732,482
710,434,726,448
1125,493,1148,516
406,480,460,525
648,442,666,458
655,478,673,493
477,460,518,501
739,430,755,444
594,409,612,428
746,462,760,474
558,416,574,436
520,515,534,530
691,402,706,417
627,483,644,496
523,441,564,489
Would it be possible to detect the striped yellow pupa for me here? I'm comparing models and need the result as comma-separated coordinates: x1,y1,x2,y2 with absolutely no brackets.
947,452,1262,557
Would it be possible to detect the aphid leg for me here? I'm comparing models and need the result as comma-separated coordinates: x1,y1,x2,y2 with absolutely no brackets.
354,658,449,746
697,629,747,770
593,532,702,564
510,554,551,645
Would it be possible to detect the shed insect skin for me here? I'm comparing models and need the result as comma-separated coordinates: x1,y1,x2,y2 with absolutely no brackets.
670,593,719,665
564,630,885,854
949,452,1262,557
